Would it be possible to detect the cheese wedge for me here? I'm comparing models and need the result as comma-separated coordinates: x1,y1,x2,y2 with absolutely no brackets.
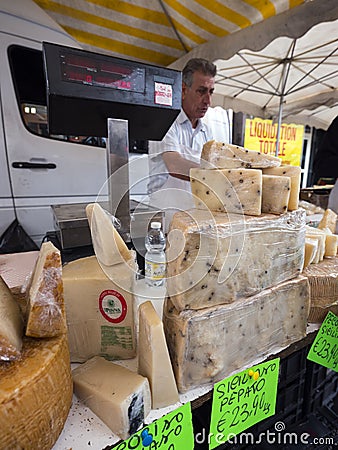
190,167,262,216
63,255,136,362
262,174,291,214
324,233,338,257
318,208,337,234
263,165,301,211
72,356,151,440
138,301,179,409
0,276,23,361
201,140,281,169
86,203,131,266
26,241,66,338
303,238,318,270
0,333,72,449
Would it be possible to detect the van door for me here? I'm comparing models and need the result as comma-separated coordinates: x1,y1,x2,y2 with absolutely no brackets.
0,34,108,244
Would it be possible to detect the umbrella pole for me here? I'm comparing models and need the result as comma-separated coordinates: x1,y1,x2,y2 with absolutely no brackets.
275,94,284,157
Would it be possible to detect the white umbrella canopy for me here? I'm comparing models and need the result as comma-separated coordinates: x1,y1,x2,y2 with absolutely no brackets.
171,0,338,131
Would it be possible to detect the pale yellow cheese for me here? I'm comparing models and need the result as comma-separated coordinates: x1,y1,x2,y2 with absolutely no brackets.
261,174,291,214
318,208,337,234
63,255,136,362
305,225,337,260
305,233,325,264
167,208,305,311
163,276,309,392
138,301,179,409
0,276,23,361
0,333,72,450
324,233,338,257
26,241,66,338
86,203,132,266
201,140,281,169
72,356,151,440
190,167,262,216
263,165,301,210
303,238,318,270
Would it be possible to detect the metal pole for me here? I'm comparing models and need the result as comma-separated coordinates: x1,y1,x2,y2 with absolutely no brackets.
275,94,284,157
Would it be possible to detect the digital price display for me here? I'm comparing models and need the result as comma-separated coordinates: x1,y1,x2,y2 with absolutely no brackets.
60,52,145,93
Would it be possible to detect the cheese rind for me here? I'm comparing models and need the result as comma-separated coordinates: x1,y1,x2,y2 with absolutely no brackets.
201,140,281,169
0,276,23,360
63,255,136,362
167,209,305,311
0,334,72,450
26,241,66,338
138,301,179,409
262,165,301,210
190,167,262,216
72,356,151,440
163,276,310,392
86,203,132,266
262,174,291,214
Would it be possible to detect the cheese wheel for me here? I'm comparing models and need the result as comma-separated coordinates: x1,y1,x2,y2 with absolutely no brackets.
0,333,72,449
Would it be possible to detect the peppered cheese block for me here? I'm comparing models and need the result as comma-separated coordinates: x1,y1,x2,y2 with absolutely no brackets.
138,301,179,409
201,140,281,169
72,356,151,440
303,256,338,322
0,333,72,450
86,203,132,266
166,208,305,311
262,174,291,214
262,165,301,211
0,276,23,361
163,276,310,392
26,241,66,338
190,167,262,216
63,255,137,362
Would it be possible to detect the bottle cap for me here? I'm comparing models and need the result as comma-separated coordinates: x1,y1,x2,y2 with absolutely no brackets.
150,221,162,229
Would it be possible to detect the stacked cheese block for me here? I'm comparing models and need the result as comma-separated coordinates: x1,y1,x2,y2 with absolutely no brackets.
68,203,179,440
0,242,72,450
163,141,310,393
302,208,338,322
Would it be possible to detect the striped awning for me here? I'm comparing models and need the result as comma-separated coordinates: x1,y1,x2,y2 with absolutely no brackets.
33,0,305,67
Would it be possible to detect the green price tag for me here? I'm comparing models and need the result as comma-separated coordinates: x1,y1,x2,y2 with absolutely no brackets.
113,402,194,450
209,358,280,449
307,311,338,372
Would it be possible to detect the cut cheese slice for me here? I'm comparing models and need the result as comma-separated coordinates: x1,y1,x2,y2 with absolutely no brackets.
138,301,179,409
262,174,291,214
324,233,338,257
0,333,72,449
318,208,337,234
26,241,66,338
303,238,318,270
163,276,310,392
190,167,262,216
263,165,301,210
72,356,151,440
63,255,136,362
201,140,281,169
0,276,23,361
86,203,131,266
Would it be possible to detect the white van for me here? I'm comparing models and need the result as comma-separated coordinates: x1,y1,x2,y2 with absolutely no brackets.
0,0,150,247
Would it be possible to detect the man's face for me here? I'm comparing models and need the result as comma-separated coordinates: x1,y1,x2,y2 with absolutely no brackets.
182,70,215,125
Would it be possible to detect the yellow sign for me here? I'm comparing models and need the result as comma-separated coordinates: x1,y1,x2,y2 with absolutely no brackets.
244,118,304,166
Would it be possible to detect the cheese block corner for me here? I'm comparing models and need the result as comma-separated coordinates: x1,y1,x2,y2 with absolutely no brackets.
26,241,66,338
72,356,151,440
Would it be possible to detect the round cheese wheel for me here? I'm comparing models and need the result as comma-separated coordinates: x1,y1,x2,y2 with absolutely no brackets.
0,333,72,449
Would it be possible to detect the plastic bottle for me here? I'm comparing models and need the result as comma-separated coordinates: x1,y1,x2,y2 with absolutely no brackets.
144,221,166,287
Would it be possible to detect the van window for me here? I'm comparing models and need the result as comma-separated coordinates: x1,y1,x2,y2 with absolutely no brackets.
8,44,106,146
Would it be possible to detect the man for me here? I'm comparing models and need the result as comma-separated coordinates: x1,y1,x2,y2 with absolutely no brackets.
147,58,224,229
